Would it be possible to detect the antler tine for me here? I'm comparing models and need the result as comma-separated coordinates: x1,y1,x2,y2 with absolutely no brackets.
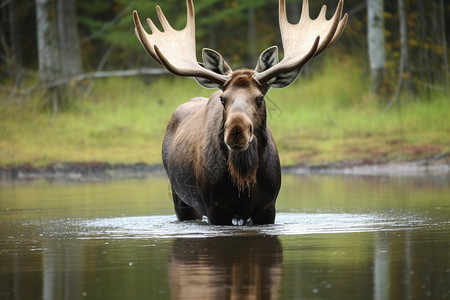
156,6,173,31
301,0,310,20
133,0,228,86
254,0,347,86
314,0,347,56
134,11,160,64
330,10,348,45
186,0,195,31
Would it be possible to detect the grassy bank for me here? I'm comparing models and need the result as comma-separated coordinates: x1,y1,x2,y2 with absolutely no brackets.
1,56,449,167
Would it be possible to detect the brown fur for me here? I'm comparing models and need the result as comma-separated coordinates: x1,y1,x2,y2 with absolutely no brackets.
163,70,281,225
227,143,259,196
226,70,255,88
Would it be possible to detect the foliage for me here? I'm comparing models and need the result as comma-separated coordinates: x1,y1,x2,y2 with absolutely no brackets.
383,0,450,96
0,0,449,166
1,0,448,92
0,0,379,72
0,55,448,167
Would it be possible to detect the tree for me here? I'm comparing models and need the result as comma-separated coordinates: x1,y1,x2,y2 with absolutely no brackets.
392,0,415,103
35,0,83,115
367,0,387,97
36,0,62,115
57,0,82,78
2,0,447,105
396,0,449,98
0,0,23,82
440,0,449,94
8,0,22,79
246,4,257,68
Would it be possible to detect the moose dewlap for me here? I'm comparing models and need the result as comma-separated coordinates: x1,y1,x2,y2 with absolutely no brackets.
133,0,347,225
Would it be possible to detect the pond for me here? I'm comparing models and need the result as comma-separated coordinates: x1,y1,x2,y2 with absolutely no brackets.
1,172,449,299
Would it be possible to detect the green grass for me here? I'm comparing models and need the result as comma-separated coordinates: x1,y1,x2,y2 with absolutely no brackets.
268,56,450,165
1,56,449,167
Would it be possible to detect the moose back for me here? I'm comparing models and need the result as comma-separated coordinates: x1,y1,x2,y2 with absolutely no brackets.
133,0,347,225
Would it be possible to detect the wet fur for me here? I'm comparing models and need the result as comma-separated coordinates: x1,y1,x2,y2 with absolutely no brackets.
162,70,281,225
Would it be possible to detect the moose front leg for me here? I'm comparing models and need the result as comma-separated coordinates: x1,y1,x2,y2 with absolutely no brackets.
206,202,272,226
251,204,276,225
206,205,235,225
171,187,203,221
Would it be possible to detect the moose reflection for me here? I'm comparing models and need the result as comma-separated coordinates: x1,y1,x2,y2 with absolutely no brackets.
168,236,283,299
132,0,347,225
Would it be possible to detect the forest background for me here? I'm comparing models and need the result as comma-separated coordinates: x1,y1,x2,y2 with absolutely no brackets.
0,0,449,168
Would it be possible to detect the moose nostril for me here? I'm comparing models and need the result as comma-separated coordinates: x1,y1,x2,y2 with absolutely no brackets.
230,126,243,138
224,113,254,151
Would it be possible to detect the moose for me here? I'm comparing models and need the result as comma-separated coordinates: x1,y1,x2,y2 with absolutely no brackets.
133,0,347,225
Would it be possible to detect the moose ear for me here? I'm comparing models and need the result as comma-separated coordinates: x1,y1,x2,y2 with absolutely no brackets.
255,46,302,89
195,48,232,89
255,46,279,73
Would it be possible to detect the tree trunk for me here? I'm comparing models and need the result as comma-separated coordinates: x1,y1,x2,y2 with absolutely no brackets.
416,0,432,97
396,0,415,96
8,0,22,78
367,0,387,97
387,0,416,110
398,0,415,95
36,0,63,116
246,4,257,69
57,0,82,78
440,0,449,93
36,0,61,83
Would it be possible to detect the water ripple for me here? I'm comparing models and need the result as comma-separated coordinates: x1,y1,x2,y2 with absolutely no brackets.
68,212,431,240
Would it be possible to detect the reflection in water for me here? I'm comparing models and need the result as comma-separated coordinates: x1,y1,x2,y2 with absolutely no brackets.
168,236,282,300
1,174,450,299
281,229,450,299
42,239,84,300
374,232,390,300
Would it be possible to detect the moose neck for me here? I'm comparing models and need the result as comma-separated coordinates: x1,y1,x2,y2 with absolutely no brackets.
226,111,268,195
215,70,270,195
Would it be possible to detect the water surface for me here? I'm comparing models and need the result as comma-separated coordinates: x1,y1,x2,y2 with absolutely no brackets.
1,174,449,299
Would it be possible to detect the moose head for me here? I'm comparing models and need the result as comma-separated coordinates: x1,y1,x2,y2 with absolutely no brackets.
133,0,347,225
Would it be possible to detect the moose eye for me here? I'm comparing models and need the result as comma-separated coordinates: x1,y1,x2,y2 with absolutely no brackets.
257,96,265,104
219,96,225,105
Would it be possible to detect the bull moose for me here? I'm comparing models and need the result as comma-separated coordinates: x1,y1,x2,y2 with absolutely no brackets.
133,0,347,225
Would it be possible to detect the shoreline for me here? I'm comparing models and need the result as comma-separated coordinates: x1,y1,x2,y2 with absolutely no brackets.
284,160,449,177
1,156,449,182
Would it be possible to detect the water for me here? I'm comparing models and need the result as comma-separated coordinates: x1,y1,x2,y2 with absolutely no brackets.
1,173,449,299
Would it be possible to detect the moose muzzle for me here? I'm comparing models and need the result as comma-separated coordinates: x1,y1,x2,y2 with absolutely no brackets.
224,112,254,152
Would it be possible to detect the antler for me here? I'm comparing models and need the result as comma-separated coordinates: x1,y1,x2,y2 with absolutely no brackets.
133,0,228,86
254,0,348,85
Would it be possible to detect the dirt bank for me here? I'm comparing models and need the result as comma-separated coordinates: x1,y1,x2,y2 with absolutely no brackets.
284,159,449,177
1,154,448,182
0,162,166,182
